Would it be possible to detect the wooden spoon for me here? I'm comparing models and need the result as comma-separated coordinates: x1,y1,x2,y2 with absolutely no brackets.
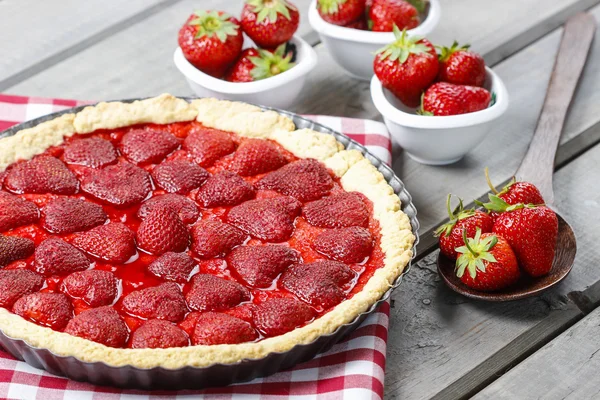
437,13,595,301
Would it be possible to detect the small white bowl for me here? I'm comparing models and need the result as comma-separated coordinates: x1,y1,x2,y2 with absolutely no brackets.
308,0,440,81
174,35,317,109
370,67,509,165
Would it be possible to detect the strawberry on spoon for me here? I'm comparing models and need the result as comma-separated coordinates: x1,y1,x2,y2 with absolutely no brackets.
241,0,299,49
226,45,295,82
484,167,545,206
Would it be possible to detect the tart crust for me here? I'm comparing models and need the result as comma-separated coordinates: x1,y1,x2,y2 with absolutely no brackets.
0,95,415,369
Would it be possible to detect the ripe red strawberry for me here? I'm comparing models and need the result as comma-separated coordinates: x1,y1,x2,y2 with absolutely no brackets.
183,127,237,167
178,10,243,77
482,195,558,277
72,222,136,264
62,270,118,307
81,162,152,207
455,229,519,291
225,46,295,82
42,197,107,234
253,297,315,336
131,319,189,349
317,0,366,26
151,160,209,194
435,195,494,260
241,0,299,49
420,82,492,116
192,312,257,345
370,0,419,32
4,156,79,195
63,137,118,168
196,171,256,208
227,244,299,287
227,196,301,242
303,192,369,228
484,169,545,207
0,235,35,267
230,138,287,176
438,41,486,87
0,192,39,232
223,302,256,323
312,226,373,263
13,292,73,331
0,269,44,308
35,237,91,276
256,159,333,202
120,128,180,165
185,274,251,312
345,17,367,30
280,260,355,309
374,27,438,107
148,252,196,283
137,208,190,255
190,219,247,258
64,306,128,348
138,194,200,224
122,282,188,322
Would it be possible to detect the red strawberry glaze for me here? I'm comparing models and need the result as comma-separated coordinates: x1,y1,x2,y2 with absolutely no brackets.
0,121,386,347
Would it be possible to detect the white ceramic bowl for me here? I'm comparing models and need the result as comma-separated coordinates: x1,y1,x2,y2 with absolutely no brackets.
308,0,440,81
370,67,509,165
174,35,317,109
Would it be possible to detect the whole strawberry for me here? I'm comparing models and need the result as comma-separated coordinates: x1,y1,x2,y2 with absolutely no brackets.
370,0,419,32
455,229,520,292
420,82,491,116
484,168,545,206
482,195,558,277
241,0,299,49
438,41,486,87
435,194,494,260
178,10,243,78
226,45,294,82
374,27,438,107
317,0,366,26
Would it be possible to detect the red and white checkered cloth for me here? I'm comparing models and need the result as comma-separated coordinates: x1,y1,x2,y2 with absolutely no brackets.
0,94,393,400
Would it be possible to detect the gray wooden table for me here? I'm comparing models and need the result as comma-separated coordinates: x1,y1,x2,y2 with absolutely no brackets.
3,0,600,398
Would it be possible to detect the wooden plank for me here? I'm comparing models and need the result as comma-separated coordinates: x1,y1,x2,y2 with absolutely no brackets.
473,306,600,399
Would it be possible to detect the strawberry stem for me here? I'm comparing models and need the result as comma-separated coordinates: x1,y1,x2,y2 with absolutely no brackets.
462,228,479,257
484,167,499,194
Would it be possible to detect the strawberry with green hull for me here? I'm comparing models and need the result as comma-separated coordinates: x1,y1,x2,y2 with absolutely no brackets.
317,0,366,26
178,10,243,78
438,41,486,87
370,0,419,32
481,194,558,277
484,168,545,207
226,45,295,82
435,194,494,260
241,0,299,49
374,27,438,107
420,82,491,116
456,229,520,292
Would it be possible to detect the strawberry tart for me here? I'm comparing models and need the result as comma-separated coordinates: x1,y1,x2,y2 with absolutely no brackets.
0,94,414,369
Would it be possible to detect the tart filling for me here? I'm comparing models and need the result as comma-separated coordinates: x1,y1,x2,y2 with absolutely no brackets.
0,94,414,368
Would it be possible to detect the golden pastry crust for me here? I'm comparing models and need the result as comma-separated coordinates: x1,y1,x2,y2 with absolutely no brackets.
0,95,415,369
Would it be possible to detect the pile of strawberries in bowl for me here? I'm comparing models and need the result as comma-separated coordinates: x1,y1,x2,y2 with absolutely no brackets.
174,1,317,108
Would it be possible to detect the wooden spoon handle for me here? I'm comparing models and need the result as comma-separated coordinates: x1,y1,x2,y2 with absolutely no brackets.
515,13,596,204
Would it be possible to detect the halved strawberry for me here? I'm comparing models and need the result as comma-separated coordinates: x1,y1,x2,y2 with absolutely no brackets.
241,0,299,49
191,312,257,345
138,194,200,224
62,270,118,307
183,127,237,167
137,208,190,255
120,128,180,165
131,319,189,349
42,197,107,234
229,138,287,176
13,292,73,331
196,171,256,208
370,0,419,32
0,235,35,267
185,274,251,312
312,226,373,263
81,162,152,207
227,244,299,287
72,223,136,264
253,297,315,336
317,0,366,26
64,306,128,348
63,137,118,168
190,219,248,258
34,237,91,276
0,269,44,308
256,159,333,202
148,252,196,283
225,46,295,83
122,282,188,322
4,156,79,195
302,192,369,228
151,160,209,194
0,192,39,232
